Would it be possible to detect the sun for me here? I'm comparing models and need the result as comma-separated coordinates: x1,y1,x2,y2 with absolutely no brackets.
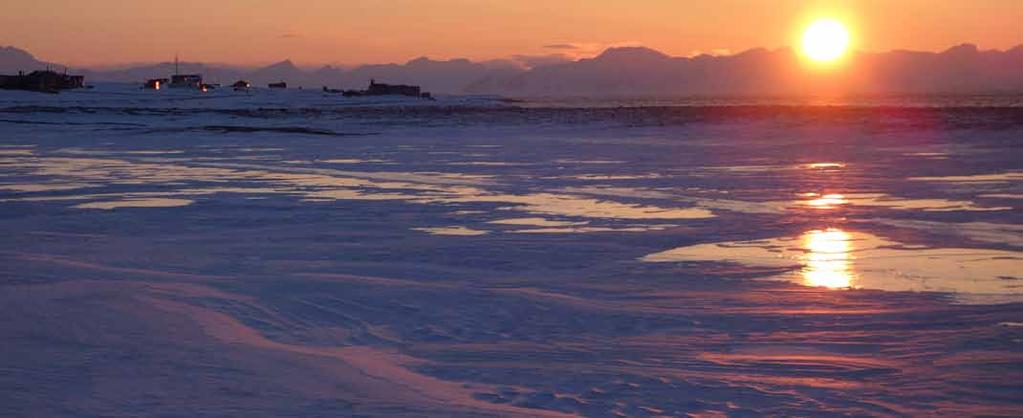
801,19,850,63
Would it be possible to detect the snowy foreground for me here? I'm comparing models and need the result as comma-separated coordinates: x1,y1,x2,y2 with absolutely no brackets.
1,85,1021,416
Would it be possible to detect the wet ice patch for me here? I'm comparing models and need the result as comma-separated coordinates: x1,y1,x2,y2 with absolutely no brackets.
553,159,625,165
567,174,663,181
448,161,531,167
74,198,194,210
487,218,588,227
867,219,1023,248
447,192,715,220
904,152,950,159
798,193,1010,212
412,226,489,236
642,228,1023,302
0,183,98,193
511,225,675,234
701,162,847,174
803,162,846,169
979,194,1023,200
909,172,1022,183
692,198,788,215
54,148,184,156
0,155,720,222
321,158,392,164
688,192,1008,215
559,186,675,200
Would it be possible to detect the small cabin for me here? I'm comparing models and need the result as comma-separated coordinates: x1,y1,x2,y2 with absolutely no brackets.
169,74,203,89
0,70,85,93
365,79,420,97
341,79,430,98
143,78,169,89
232,80,251,90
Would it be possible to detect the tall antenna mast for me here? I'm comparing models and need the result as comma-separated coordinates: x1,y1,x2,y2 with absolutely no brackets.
175,53,179,75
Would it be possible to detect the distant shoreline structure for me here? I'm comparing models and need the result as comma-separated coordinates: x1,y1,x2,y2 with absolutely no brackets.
134,61,433,99
0,69,85,93
141,55,207,91
3,43,1023,96
134,55,433,98
330,79,432,99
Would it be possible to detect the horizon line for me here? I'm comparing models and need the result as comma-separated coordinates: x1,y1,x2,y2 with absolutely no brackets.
5,42,1023,71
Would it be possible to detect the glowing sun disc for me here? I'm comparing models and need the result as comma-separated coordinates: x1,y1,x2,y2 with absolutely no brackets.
802,19,850,62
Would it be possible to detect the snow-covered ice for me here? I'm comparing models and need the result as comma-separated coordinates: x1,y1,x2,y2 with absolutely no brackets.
2,85,1021,416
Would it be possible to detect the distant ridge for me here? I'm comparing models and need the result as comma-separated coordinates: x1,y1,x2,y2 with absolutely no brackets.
248,59,305,85
4,44,1023,95
592,46,671,63
467,44,1023,96
0,46,62,73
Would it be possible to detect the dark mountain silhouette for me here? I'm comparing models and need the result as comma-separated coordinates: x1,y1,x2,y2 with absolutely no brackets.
309,65,347,87
593,46,671,63
0,46,62,73
852,44,1023,94
247,59,305,85
467,44,1023,96
5,44,1023,95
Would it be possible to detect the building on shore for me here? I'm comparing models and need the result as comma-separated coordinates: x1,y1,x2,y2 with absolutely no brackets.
0,70,85,93
365,79,420,96
169,74,203,89
342,79,430,98
143,78,169,89
166,55,204,89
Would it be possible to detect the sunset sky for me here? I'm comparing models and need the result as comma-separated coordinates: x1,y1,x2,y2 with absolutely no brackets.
2,0,1021,67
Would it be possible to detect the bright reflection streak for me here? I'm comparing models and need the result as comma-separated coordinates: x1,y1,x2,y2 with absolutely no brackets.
642,228,1022,301
804,193,848,209
801,229,854,289
805,162,845,169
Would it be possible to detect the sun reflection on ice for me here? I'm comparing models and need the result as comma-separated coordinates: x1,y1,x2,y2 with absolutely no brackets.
805,162,846,169
802,193,848,209
801,229,854,289
642,226,1022,302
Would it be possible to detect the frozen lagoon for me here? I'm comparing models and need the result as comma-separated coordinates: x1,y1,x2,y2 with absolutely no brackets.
1,86,1021,416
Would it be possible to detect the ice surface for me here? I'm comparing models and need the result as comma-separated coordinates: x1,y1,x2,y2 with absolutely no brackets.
641,228,1022,298
2,85,1021,416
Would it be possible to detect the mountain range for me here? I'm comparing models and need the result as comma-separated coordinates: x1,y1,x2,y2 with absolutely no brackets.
468,44,1023,96
3,44,1022,96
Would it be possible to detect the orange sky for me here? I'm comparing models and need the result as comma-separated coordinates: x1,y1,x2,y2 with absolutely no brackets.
1,0,1020,67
